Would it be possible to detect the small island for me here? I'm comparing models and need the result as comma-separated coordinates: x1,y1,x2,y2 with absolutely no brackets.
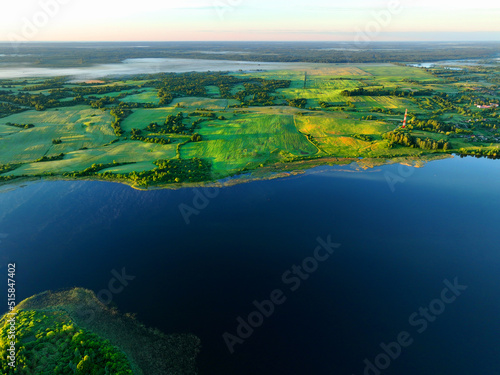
0,288,200,374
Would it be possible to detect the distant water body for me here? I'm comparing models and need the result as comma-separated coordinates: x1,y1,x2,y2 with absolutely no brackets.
409,59,499,69
0,58,313,80
1,57,495,80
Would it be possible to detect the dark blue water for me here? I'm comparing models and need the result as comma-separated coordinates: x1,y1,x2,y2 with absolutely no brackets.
1,157,499,375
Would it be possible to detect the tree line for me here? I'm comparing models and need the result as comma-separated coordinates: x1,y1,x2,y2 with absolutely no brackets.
384,130,452,151
130,128,172,145
0,309,133,374
4,122,35,129
98,157,212,187
109,107,132,136
341,87,434,97
458,148,500,159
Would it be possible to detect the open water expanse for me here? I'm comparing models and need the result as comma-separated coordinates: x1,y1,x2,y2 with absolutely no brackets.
0,157,499,374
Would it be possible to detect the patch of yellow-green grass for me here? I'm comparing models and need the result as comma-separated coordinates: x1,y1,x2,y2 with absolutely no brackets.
295,113,393,136
121,107,175,132
99,161,158,174
308,78,362,91
366,142,425,158
121,100,229,132
230,84,247,95
205,85,221,96
172,97,229,110
313,135,373,157
118,80,150,86
240,66,371,81
238,106,307,117
410,130,450,140
86,140,177,164
85,89,136,98
294,113,397,156
0,107,115,164
180,114,318,174
228,99,241,107
121,89,160,104
0,124,22,137
358,65,435,82
307,135,424,158
233,70,301,79
309,66,373,77
280,89,325,104
280,80,361,104
0,105,111,126
352,96,418,111
6,140,177,176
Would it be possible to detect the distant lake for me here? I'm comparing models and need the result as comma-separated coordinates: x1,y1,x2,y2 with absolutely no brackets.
0,57,491,81
1,157,499,375
409,59,498,69
0,58,313,80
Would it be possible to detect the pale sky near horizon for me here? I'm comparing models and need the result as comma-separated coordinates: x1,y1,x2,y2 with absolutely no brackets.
1,0,499,42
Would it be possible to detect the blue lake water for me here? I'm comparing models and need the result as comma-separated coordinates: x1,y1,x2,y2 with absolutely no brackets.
0,156,499,375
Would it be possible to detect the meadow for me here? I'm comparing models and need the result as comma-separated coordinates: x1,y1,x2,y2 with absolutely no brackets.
1,63,498,187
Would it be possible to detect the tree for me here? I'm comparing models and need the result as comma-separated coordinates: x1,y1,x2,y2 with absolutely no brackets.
76,355,92,373
190,133,202,142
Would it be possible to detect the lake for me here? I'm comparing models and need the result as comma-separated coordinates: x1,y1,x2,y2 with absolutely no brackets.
408,59,499,69
0,156,499,375
0,58,313,80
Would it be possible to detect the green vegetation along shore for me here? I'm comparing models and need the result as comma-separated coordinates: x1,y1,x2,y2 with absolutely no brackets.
0,63,499,188
0,288,200,374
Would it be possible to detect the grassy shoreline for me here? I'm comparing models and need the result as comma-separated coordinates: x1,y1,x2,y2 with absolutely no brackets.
0,153,454,191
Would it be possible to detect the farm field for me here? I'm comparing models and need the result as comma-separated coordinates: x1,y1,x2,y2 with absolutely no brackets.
1,63,499,188
181,113,318,174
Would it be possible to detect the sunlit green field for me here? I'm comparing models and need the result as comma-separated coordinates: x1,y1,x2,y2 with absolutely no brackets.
0,106,115,164
1,63,498,186
121,107,176,132
181,113,318,174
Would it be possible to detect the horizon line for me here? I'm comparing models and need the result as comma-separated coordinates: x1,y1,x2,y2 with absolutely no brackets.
1,40,500,43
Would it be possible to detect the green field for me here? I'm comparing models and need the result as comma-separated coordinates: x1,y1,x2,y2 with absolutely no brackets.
0,106,116,164
181,112,318,174
121,107,175,132
1,63,499,188
120,89,161,104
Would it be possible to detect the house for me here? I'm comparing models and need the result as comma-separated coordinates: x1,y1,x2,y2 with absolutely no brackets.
476,103,499,109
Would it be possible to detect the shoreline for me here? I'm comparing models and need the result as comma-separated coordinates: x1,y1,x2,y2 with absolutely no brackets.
0,154,453,191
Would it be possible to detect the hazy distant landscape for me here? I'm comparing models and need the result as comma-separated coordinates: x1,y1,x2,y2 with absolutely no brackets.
0,56,315,80
1,41,500,68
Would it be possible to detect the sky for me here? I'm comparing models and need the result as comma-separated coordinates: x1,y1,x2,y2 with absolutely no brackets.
1,0,500,42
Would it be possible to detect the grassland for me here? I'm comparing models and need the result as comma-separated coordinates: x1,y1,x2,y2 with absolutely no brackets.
181,112,318,175
1,63,499,188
